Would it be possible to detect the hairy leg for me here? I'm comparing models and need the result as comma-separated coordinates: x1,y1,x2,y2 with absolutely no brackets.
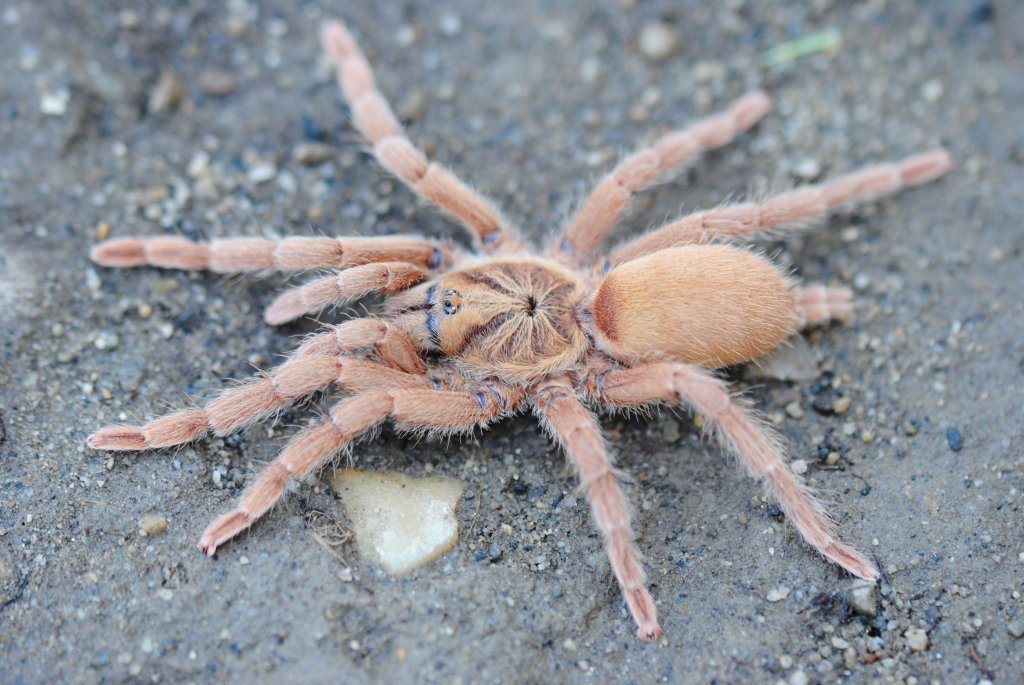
555,91,772,265
795,285,853,327
591,362,879,581
321,20,520,252
610,149,952,264
91,234,448,273
88,319,426,451
200,382,525,554
534,378,659,640
264,261,428,325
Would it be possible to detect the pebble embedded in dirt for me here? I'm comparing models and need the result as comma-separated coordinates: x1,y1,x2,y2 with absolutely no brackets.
846,580,877,616
766,586,790,602
199,69,238,97
637,21,679,61
138,514,167,536
904,627,929,651
293,142,336,166
946,427,963,451
330,469,466,575
148,69,186,114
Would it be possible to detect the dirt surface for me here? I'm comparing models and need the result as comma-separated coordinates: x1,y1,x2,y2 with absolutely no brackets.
2,1,1022,683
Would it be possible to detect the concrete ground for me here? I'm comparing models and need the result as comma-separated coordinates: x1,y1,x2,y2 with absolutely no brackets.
2,1,1022,683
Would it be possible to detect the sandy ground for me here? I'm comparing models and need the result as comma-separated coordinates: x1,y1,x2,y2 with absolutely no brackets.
2,1,1023,683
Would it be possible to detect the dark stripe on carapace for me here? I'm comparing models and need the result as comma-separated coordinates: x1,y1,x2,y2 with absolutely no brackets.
458,270,516,297
451,311,514,355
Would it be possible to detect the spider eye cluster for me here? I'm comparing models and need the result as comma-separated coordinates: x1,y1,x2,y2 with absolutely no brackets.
442,289,461,315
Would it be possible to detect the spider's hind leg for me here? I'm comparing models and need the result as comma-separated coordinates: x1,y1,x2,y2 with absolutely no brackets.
795,285,853,328
592,362,879,582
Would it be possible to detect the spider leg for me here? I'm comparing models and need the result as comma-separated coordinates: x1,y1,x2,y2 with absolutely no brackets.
590,362,879,582
199,381,525,554
795,285,853,328
90,234,449,273
554,91,772,265
87,319,426,451
610,149,952,264
321,20,521,253
533,378,659,640
264,261,428,325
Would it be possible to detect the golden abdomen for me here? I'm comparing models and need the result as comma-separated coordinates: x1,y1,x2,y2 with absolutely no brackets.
590,246,797,367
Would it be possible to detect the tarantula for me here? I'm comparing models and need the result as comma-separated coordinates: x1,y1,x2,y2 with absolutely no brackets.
88,19,951,639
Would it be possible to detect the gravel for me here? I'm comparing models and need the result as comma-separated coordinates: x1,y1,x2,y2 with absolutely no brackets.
2,1,1022,683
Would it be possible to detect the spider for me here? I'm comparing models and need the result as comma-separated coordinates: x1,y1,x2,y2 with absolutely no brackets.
88,19,952,639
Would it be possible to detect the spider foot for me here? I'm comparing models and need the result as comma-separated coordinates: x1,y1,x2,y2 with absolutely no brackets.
87,425,147,451
825,542,880,582
198,511,253,556
626,586,661,640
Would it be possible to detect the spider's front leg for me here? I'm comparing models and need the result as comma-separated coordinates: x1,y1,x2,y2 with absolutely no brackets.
534,377,659,640
91,234,449,273
200,381,525,554
589,363,879,582
88,318,424,451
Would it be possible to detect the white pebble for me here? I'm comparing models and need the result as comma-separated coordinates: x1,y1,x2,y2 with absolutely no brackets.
921,79,943,103
247,163,277,185
905,627,928,651
439,13,462,37
638,22,679,61
766,586,790,602
789,459,808,475
40,89,70,116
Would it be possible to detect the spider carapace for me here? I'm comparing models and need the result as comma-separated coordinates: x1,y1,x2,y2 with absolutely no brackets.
88,18,951,639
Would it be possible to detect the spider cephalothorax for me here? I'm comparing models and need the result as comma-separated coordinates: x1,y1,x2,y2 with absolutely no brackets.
88,19,951,639
388,258,588,382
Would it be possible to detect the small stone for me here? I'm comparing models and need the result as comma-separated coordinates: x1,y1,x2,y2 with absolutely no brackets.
793,158,822,180
293,142,335,166
93,332,119,351
833,396,852,415
1007,620,1024,638
790,670,809,685
247,162,277,184
394,25,418,48
825,451,841,466
199,69,238,97
766,586,790,602
395,88,427,122
778,654,793,669
148,69,186,114
846,580,877,616
921,79,943,102
790,459,808,475
40,88,70,116
661,419,681,443
748,336,818,382
904,627,928,651
638,21,679,61
439,13,462,37
902,420,919,436
946,427,963,452
138,514,167,536
785,402,805,420
831,636,850,650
